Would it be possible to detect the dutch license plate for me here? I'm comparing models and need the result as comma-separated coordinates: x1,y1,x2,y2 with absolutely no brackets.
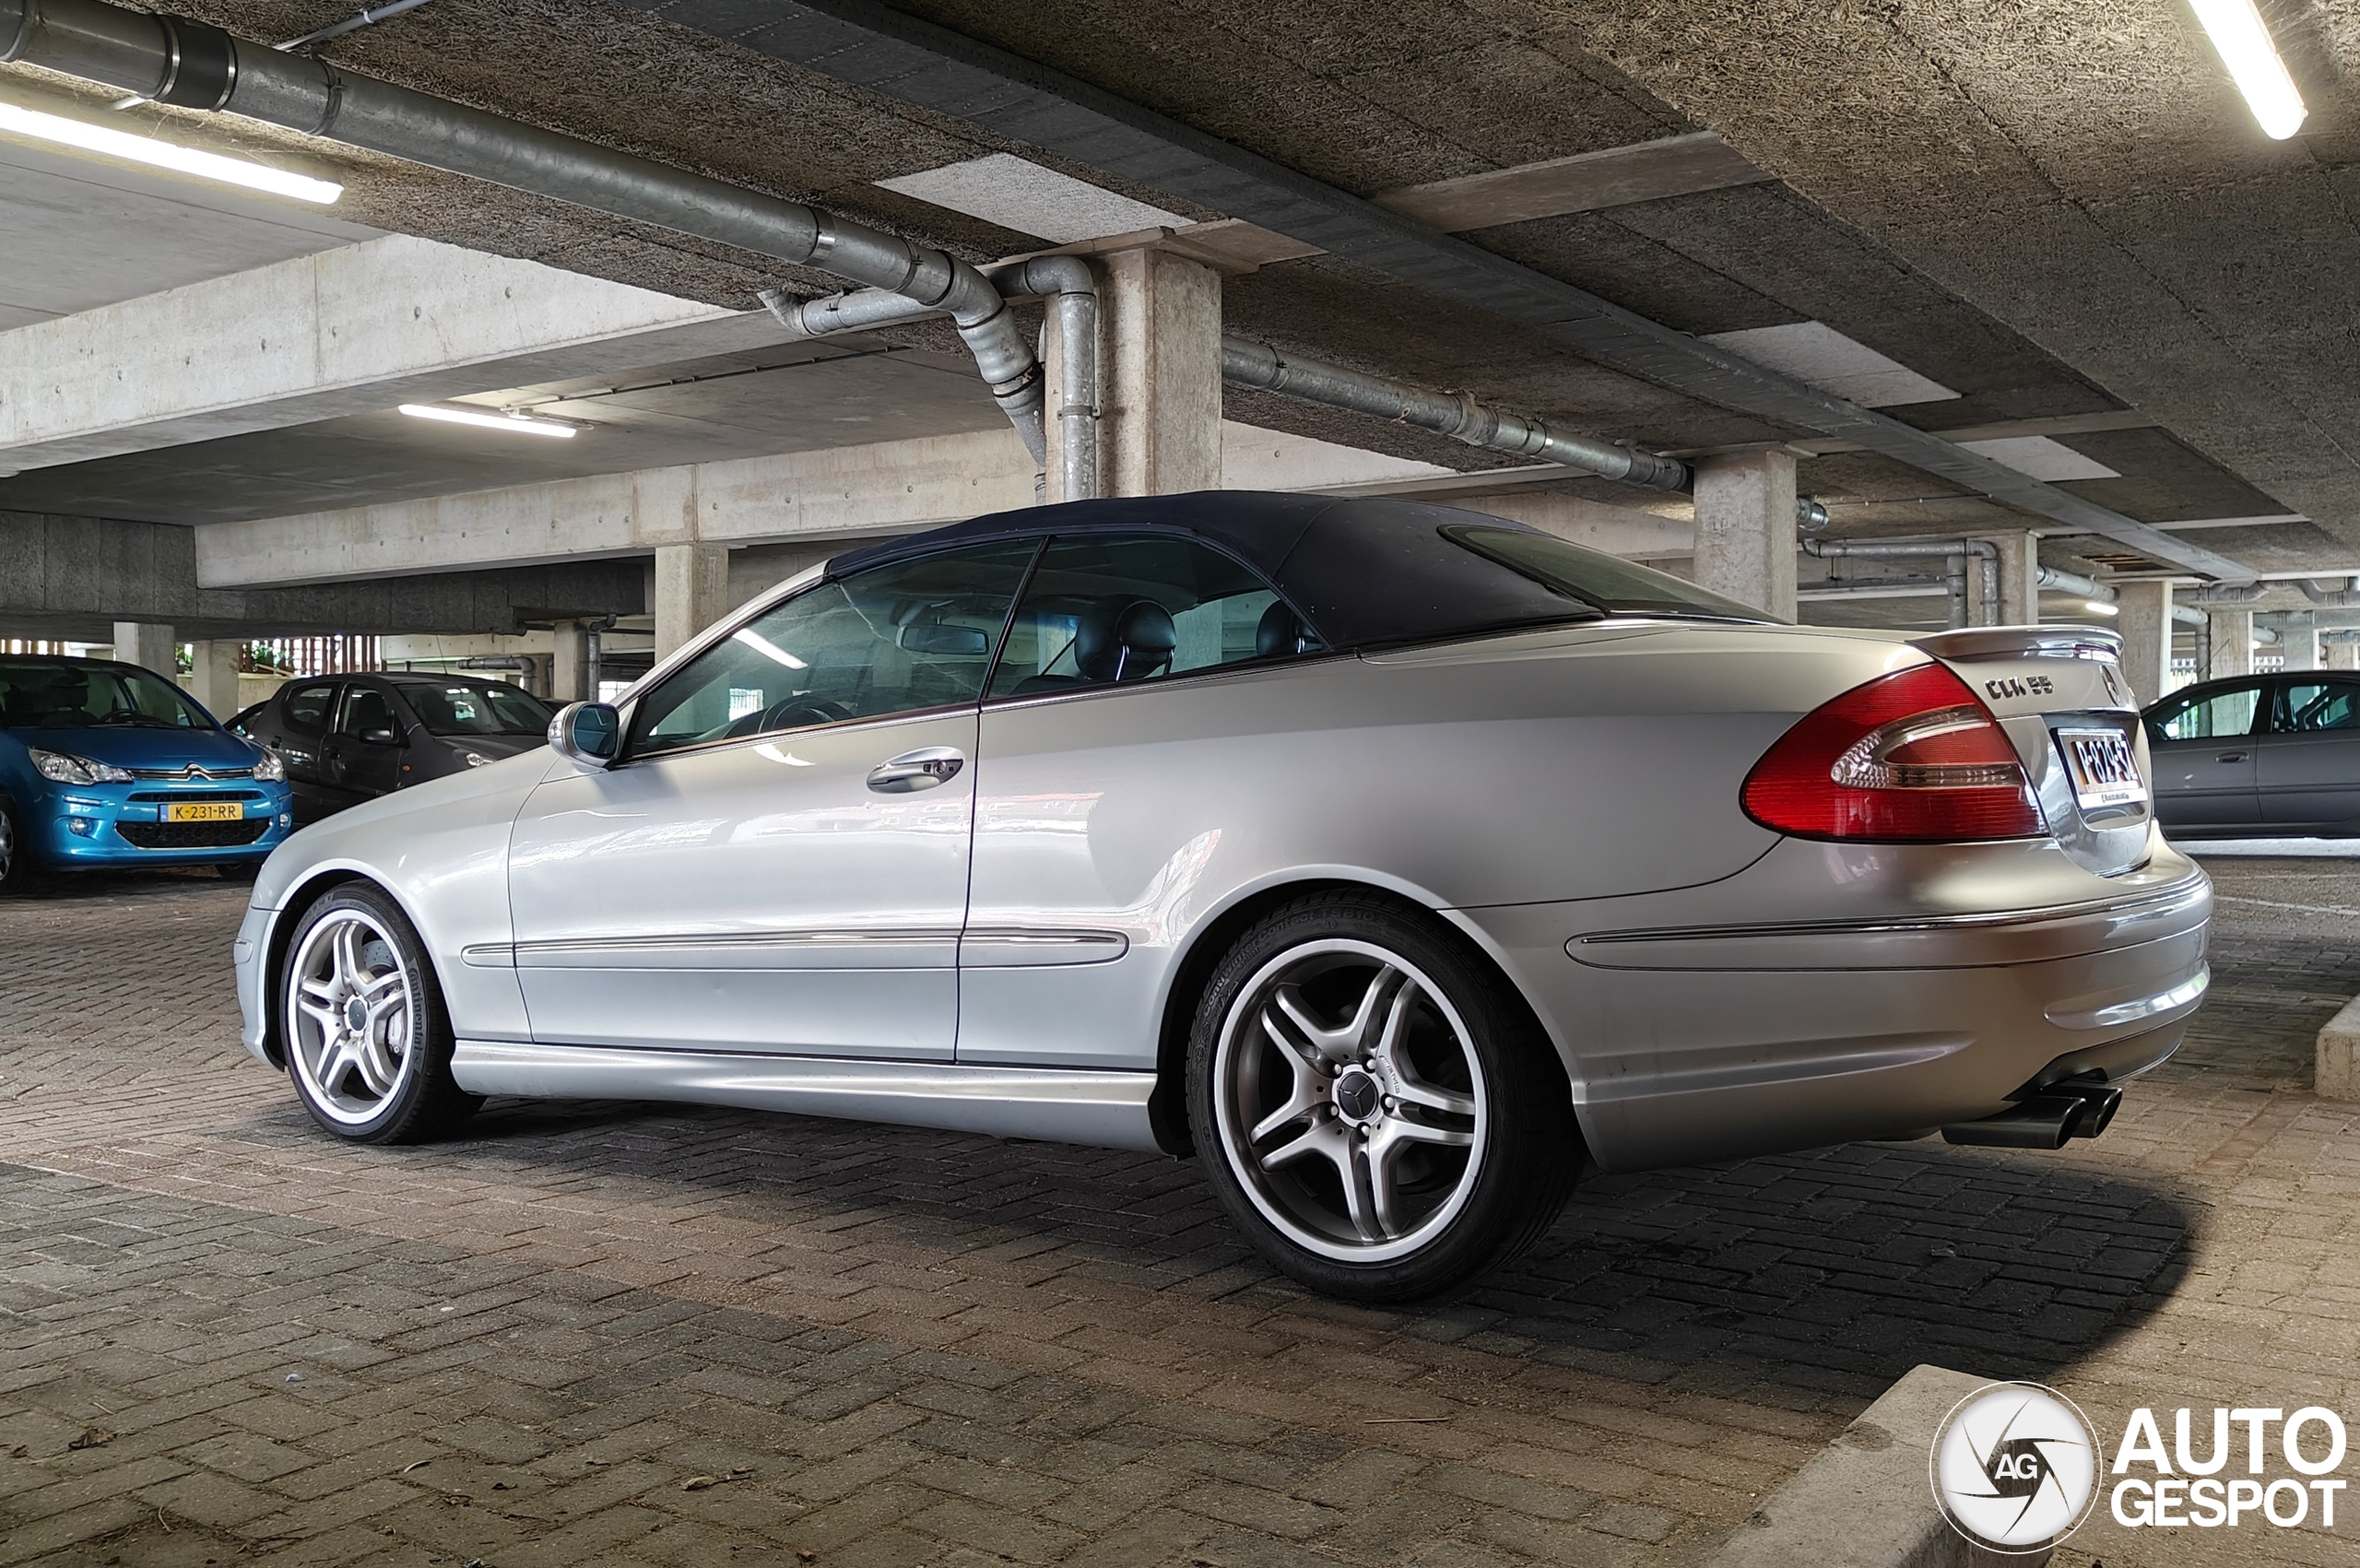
2056,727,2146,809
165,802,243,823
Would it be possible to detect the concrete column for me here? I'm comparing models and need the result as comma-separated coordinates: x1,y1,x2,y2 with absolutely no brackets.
1099,245,1223,497
112,621,176,678
654,543,730,661
2279,609,2319,671
2114,582,2175,706
1692,450,1798,620
550,620,588,703
2204,607,2253,681
185,640,242,717
1972,531,2039,625
2330,639,2359,671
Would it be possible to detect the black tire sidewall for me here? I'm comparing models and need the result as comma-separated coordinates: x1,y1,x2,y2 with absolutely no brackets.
1186,893,1579,1302
0,798,31,895
280,883,471,1144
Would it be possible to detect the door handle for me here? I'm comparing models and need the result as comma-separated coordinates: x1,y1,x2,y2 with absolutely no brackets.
867,746,965,793
2216,750,2248,762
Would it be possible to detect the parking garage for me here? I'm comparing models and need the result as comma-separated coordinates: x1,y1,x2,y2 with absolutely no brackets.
6,2,2360,1564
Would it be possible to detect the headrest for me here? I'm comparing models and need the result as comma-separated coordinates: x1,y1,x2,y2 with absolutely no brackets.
1257,601,1312,658
1074,595,1177,683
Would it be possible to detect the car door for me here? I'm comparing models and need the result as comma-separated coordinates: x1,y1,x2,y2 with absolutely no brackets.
2144,678,2265,833
324,683,407,801
2258,677,2360,831
270,679,343,819
506,537,1040,1059
961,532,1325,1068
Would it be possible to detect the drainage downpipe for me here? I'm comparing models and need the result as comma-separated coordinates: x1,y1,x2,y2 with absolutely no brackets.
0,0,1045,463
762,254,1099,501
1802,537,2000,629
1220,336,1691,491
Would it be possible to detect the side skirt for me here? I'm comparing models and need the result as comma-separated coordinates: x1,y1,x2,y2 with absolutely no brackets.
450,1040,1163,1151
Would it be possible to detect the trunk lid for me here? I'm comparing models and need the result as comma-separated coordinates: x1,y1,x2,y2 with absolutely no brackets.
1910,627,2152,876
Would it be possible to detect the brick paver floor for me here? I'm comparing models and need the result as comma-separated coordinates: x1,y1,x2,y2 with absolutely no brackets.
5,857,2359,1567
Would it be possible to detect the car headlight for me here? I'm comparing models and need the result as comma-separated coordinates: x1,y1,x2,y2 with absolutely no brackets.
251,748,287,783
28,748,132,785
458,750,491,769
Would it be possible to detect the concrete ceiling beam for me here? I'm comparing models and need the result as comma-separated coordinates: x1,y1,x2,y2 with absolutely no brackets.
0,234,799,472
610,0,2250,581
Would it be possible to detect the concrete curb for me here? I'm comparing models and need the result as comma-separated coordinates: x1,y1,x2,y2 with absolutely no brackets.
1706,1364,2050,1567
2317,994,2360,1101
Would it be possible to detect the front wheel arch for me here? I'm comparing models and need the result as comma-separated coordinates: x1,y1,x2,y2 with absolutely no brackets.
1150,878,1575,1158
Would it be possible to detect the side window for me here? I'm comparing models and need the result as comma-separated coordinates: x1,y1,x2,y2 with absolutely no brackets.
986,534,1319,700
2279,681,2360,732
630,539,1039,758
336,686,396,739
2151,682,2263,741
282,682,338,735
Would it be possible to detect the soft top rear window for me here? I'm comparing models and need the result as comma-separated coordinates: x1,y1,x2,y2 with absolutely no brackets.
1443,525,1774,624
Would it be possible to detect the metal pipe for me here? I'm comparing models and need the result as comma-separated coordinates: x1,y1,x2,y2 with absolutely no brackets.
2292,578,2360,607
1801,537,2001,629
2033,564,2114,602
0,0,1046,462
1221,336,1691,491
766,256,1102,501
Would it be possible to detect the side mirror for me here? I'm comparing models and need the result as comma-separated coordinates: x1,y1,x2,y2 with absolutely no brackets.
549,701,620,767
359,726,399,745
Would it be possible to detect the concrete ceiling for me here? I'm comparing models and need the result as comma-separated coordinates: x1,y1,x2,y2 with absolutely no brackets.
0,120,379,329
0,0,2354,585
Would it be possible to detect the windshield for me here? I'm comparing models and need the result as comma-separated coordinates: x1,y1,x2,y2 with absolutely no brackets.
0,659,217,731
1443,525,1774,623
395,681,552,737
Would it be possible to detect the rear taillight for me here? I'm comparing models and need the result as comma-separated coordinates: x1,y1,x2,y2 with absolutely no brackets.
1741,663,2045,842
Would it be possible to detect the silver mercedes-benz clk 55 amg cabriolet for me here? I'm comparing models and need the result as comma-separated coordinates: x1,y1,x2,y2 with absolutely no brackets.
232,492,2210,1299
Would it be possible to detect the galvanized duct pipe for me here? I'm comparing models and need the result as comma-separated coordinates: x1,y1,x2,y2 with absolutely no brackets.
761,253,1100,502
0,0,1046,462
2033,564,2115,604
2292,578,2360,608
1220,336,1691,491
2189,583,2271,605
1801,537,2000,630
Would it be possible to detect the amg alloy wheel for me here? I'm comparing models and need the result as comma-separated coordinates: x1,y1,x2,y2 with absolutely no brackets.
1189,893,1580,1301
281,884,477,1142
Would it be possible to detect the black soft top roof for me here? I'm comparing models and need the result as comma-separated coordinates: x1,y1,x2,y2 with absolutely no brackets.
828,490,1678,649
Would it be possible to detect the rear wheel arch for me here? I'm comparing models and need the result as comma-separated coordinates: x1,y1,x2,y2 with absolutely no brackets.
1149,878,1575,1158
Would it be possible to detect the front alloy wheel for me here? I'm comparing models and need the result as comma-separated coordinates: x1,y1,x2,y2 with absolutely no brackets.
281,885,477,1142
1190,893,1580,1301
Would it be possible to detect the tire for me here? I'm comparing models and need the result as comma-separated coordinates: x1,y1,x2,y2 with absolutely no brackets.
217,860,261,881
278,883,479,1143
1187,891,1581,1302
0,799,37,897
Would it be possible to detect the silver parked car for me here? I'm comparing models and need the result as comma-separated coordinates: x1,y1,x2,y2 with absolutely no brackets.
232,494,2212,1300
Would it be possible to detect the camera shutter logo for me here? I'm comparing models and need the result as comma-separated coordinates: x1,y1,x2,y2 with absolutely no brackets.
1929,1382,2103,1551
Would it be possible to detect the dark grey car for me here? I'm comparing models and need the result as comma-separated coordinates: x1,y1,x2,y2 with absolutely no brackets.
2145,672,2360,835
243,673,552,821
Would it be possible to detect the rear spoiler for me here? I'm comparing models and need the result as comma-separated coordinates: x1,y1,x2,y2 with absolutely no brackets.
1909,625,2121,665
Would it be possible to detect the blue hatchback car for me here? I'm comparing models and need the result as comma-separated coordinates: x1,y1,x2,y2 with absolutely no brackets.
0,656,294,891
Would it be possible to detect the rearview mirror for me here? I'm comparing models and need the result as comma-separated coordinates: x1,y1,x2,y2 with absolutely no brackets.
900,622,989,656
549,701,620,768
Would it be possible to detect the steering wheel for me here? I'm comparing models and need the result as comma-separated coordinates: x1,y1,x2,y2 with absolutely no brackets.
760,696,854,731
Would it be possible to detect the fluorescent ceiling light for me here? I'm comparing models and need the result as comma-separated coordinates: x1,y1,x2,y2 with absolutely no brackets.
876,153,1186,244
1700,322,1958,407
1955,435,2120,482
2084,600,2120,617
733,627,808,670
397,404,577,438
0,100,342,204
2189,0,2307,139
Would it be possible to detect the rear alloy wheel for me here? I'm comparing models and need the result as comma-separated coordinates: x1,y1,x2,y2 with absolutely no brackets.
281,884,478,1143
1189,893,1580,1301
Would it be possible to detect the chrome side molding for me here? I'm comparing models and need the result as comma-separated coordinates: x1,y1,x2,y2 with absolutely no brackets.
448,1041,1162,1151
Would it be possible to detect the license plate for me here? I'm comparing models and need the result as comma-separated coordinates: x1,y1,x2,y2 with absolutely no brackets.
165,802,243,822
2056,727,2146,809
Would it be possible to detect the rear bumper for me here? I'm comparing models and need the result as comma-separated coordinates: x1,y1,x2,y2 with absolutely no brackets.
1463,833,2212,1172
